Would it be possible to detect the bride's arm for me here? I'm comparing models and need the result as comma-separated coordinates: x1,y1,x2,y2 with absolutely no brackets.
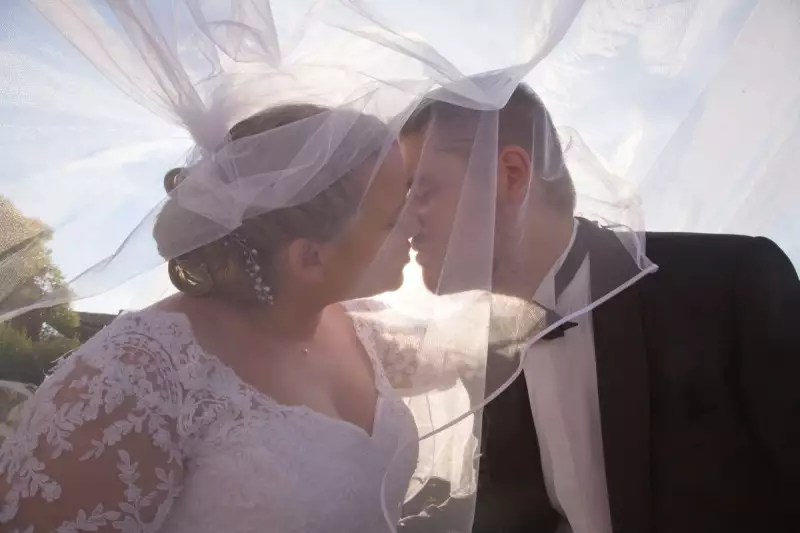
0,333,185,533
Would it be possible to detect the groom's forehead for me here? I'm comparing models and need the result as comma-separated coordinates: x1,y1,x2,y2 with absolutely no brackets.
424,113,485,149
402,130,468,173
406,122,482,162
400,137,474,192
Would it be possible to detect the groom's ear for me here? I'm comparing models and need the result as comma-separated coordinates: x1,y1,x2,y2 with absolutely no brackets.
497,145,532,205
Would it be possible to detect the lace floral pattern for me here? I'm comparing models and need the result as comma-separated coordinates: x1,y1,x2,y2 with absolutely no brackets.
345,299,483,394
0,309,419,533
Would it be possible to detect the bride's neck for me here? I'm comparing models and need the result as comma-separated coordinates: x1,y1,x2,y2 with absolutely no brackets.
178,293,324,343
236,297,323,341
252,299,323,341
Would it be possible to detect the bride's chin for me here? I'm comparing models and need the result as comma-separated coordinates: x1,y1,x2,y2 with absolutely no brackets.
379,271,405,294
387,269,407,294
345,270,404,299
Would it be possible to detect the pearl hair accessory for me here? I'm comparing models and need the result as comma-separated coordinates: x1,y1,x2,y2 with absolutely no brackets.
225,233,274,304
223,233,311,357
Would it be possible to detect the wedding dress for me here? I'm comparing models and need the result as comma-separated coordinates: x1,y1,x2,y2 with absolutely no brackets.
0,303,420,533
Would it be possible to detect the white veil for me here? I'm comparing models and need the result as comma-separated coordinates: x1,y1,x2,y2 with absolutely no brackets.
1,1,798,532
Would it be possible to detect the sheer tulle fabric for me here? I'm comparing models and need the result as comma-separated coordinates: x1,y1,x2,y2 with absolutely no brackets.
0,1,797,532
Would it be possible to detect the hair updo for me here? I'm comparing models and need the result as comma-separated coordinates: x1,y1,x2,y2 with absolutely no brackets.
153,103,383,304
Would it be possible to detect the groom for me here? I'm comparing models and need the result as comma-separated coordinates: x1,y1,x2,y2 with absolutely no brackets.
398,83,800,533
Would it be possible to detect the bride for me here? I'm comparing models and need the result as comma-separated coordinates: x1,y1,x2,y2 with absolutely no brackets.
0,103,430,533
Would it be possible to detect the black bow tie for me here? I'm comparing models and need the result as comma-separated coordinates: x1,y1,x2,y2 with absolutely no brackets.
542,319,578,340
541,308,578,340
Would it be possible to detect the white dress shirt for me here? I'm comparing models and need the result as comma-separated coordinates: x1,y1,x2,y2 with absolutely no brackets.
522,220,613,533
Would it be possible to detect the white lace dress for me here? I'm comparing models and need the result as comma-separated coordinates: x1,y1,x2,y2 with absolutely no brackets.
0,306,421,533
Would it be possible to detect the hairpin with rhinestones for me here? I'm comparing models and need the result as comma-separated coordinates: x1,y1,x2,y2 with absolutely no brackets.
225,232,274,304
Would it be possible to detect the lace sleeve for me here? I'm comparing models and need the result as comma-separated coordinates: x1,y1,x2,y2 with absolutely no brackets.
344,300,483,395
0,325,185,533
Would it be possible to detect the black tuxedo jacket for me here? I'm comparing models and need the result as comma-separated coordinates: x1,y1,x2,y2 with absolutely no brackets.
402,221,800,533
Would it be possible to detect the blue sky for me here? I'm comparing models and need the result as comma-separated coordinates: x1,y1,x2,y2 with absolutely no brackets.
1,0,798,315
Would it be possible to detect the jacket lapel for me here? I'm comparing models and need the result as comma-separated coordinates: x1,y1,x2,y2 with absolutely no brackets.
582,220,652,533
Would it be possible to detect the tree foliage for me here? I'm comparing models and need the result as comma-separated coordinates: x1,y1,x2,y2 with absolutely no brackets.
0,196,80,383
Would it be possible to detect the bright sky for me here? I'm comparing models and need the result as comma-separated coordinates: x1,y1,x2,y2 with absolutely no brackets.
1,0,797,315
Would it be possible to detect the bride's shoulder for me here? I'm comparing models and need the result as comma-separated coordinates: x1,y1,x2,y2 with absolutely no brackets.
339,297,389,315
104,308,192,339
47,308,196,382
89,308,193,351
337,298,394,334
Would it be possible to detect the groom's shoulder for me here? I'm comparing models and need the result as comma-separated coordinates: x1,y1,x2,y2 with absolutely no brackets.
643,231,794,277
645,231,752,259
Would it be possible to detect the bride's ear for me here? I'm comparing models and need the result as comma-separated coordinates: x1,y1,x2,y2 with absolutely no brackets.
285,238,327,283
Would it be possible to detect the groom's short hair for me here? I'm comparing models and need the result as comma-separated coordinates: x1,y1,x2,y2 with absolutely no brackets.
400,83,576,214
